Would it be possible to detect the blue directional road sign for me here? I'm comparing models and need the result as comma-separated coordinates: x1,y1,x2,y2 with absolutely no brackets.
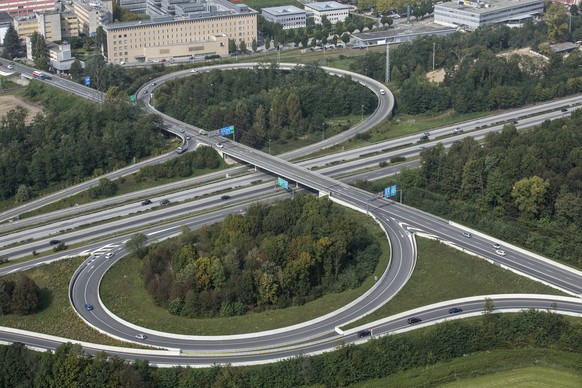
277,177,289,190
219,125,235,136
84,76,91,86
384,185,397,198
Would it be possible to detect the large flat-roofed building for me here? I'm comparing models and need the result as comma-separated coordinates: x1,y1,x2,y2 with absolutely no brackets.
434,0,544,29
0,0,57,18
261,6,306,29
14,10,78,41
304,1,349,25
103,0,257,64
147,0,207,17
120,0,147,14
72,0,112,36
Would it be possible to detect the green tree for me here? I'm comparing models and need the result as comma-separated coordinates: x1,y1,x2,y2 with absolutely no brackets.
251,38,257,52
14,184,32,203
10,274,40,315
30,31,48,70
511,176,550,218
545,3,569,43
265,36,271,50
2,24,20,59
69,59,84,83
125,233,149,259
228,39,236,53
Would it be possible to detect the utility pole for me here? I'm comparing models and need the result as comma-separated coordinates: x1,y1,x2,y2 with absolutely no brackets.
385,43,390,82
432,42,436,71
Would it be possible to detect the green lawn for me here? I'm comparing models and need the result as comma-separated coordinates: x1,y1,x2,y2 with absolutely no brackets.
100,211,391,335
342,237,564,330
350,348,582,388
0,257,133,346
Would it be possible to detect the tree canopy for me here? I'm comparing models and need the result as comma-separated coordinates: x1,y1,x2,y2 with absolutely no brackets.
141,195,381,317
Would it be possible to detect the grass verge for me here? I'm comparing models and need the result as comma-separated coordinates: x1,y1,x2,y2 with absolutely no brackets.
100,210,391,335
0,256,134,346
343,237,564,330
351,348,582,388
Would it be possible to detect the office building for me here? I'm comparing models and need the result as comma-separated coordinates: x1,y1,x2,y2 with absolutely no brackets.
102,0,257,64
0,0,57,18
72,0,112,36
434,0,544,29
261,6,306,29
304,1,350,25
14,10,78,41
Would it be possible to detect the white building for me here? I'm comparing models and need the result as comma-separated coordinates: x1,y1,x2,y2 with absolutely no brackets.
261,6,306,29
304,1,349,25
434,0,544,29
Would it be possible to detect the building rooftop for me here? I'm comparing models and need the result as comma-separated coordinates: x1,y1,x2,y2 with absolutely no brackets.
436,0,543,14
305,1,350,12
262,6,305,16
104,0,256,30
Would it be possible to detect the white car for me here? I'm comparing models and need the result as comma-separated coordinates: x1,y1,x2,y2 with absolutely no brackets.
495,249,506,256
135,333,147,340
462,232,472,238
216,143,224,149
493,243,501,249
190,69,197,73
380,89,386,95
105,252,115,259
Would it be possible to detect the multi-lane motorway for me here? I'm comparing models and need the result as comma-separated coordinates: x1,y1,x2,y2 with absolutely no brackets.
1,61,582,366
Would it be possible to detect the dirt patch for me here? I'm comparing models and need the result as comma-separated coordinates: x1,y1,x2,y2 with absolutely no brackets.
426,68,445,83
498,47,546,60
0,95,43,124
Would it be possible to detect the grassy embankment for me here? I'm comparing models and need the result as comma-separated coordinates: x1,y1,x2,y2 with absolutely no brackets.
100,236,562,336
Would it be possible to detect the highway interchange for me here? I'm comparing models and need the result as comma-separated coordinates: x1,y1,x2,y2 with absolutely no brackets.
1,61,582,366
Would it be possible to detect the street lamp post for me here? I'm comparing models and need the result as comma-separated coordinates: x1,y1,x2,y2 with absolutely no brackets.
361,104,364,121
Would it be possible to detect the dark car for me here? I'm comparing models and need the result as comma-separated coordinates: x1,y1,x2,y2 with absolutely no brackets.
419,134,429,141
141,199,152,206
221,195,231,200
85,303,94,311
407,317,422,324
448,307,463,314
49,239,62,245
159,199,170,205
357,329,372,338
561,108,568,112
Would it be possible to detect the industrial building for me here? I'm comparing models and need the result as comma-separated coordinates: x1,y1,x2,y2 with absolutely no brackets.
261,6,306,29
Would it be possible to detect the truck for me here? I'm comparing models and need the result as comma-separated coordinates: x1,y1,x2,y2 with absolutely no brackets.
32,71,46,80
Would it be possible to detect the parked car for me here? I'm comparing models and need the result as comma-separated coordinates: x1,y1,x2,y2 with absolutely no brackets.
141,199,152,206
407,317,422,324
448,307,463,314
85,303,94,311
358,329,372,338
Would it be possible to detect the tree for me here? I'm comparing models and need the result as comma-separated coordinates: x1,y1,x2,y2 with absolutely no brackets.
10,274,40,315
69,59,84,83
265,36,271,50
2,24,20,59
228,39,237,54
511,176,550,218
239,40,247,53
545,3,569,43
251,38,257,52
14,184,32,203
125,233,149,259
30,31,48,70
341,33,350,45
